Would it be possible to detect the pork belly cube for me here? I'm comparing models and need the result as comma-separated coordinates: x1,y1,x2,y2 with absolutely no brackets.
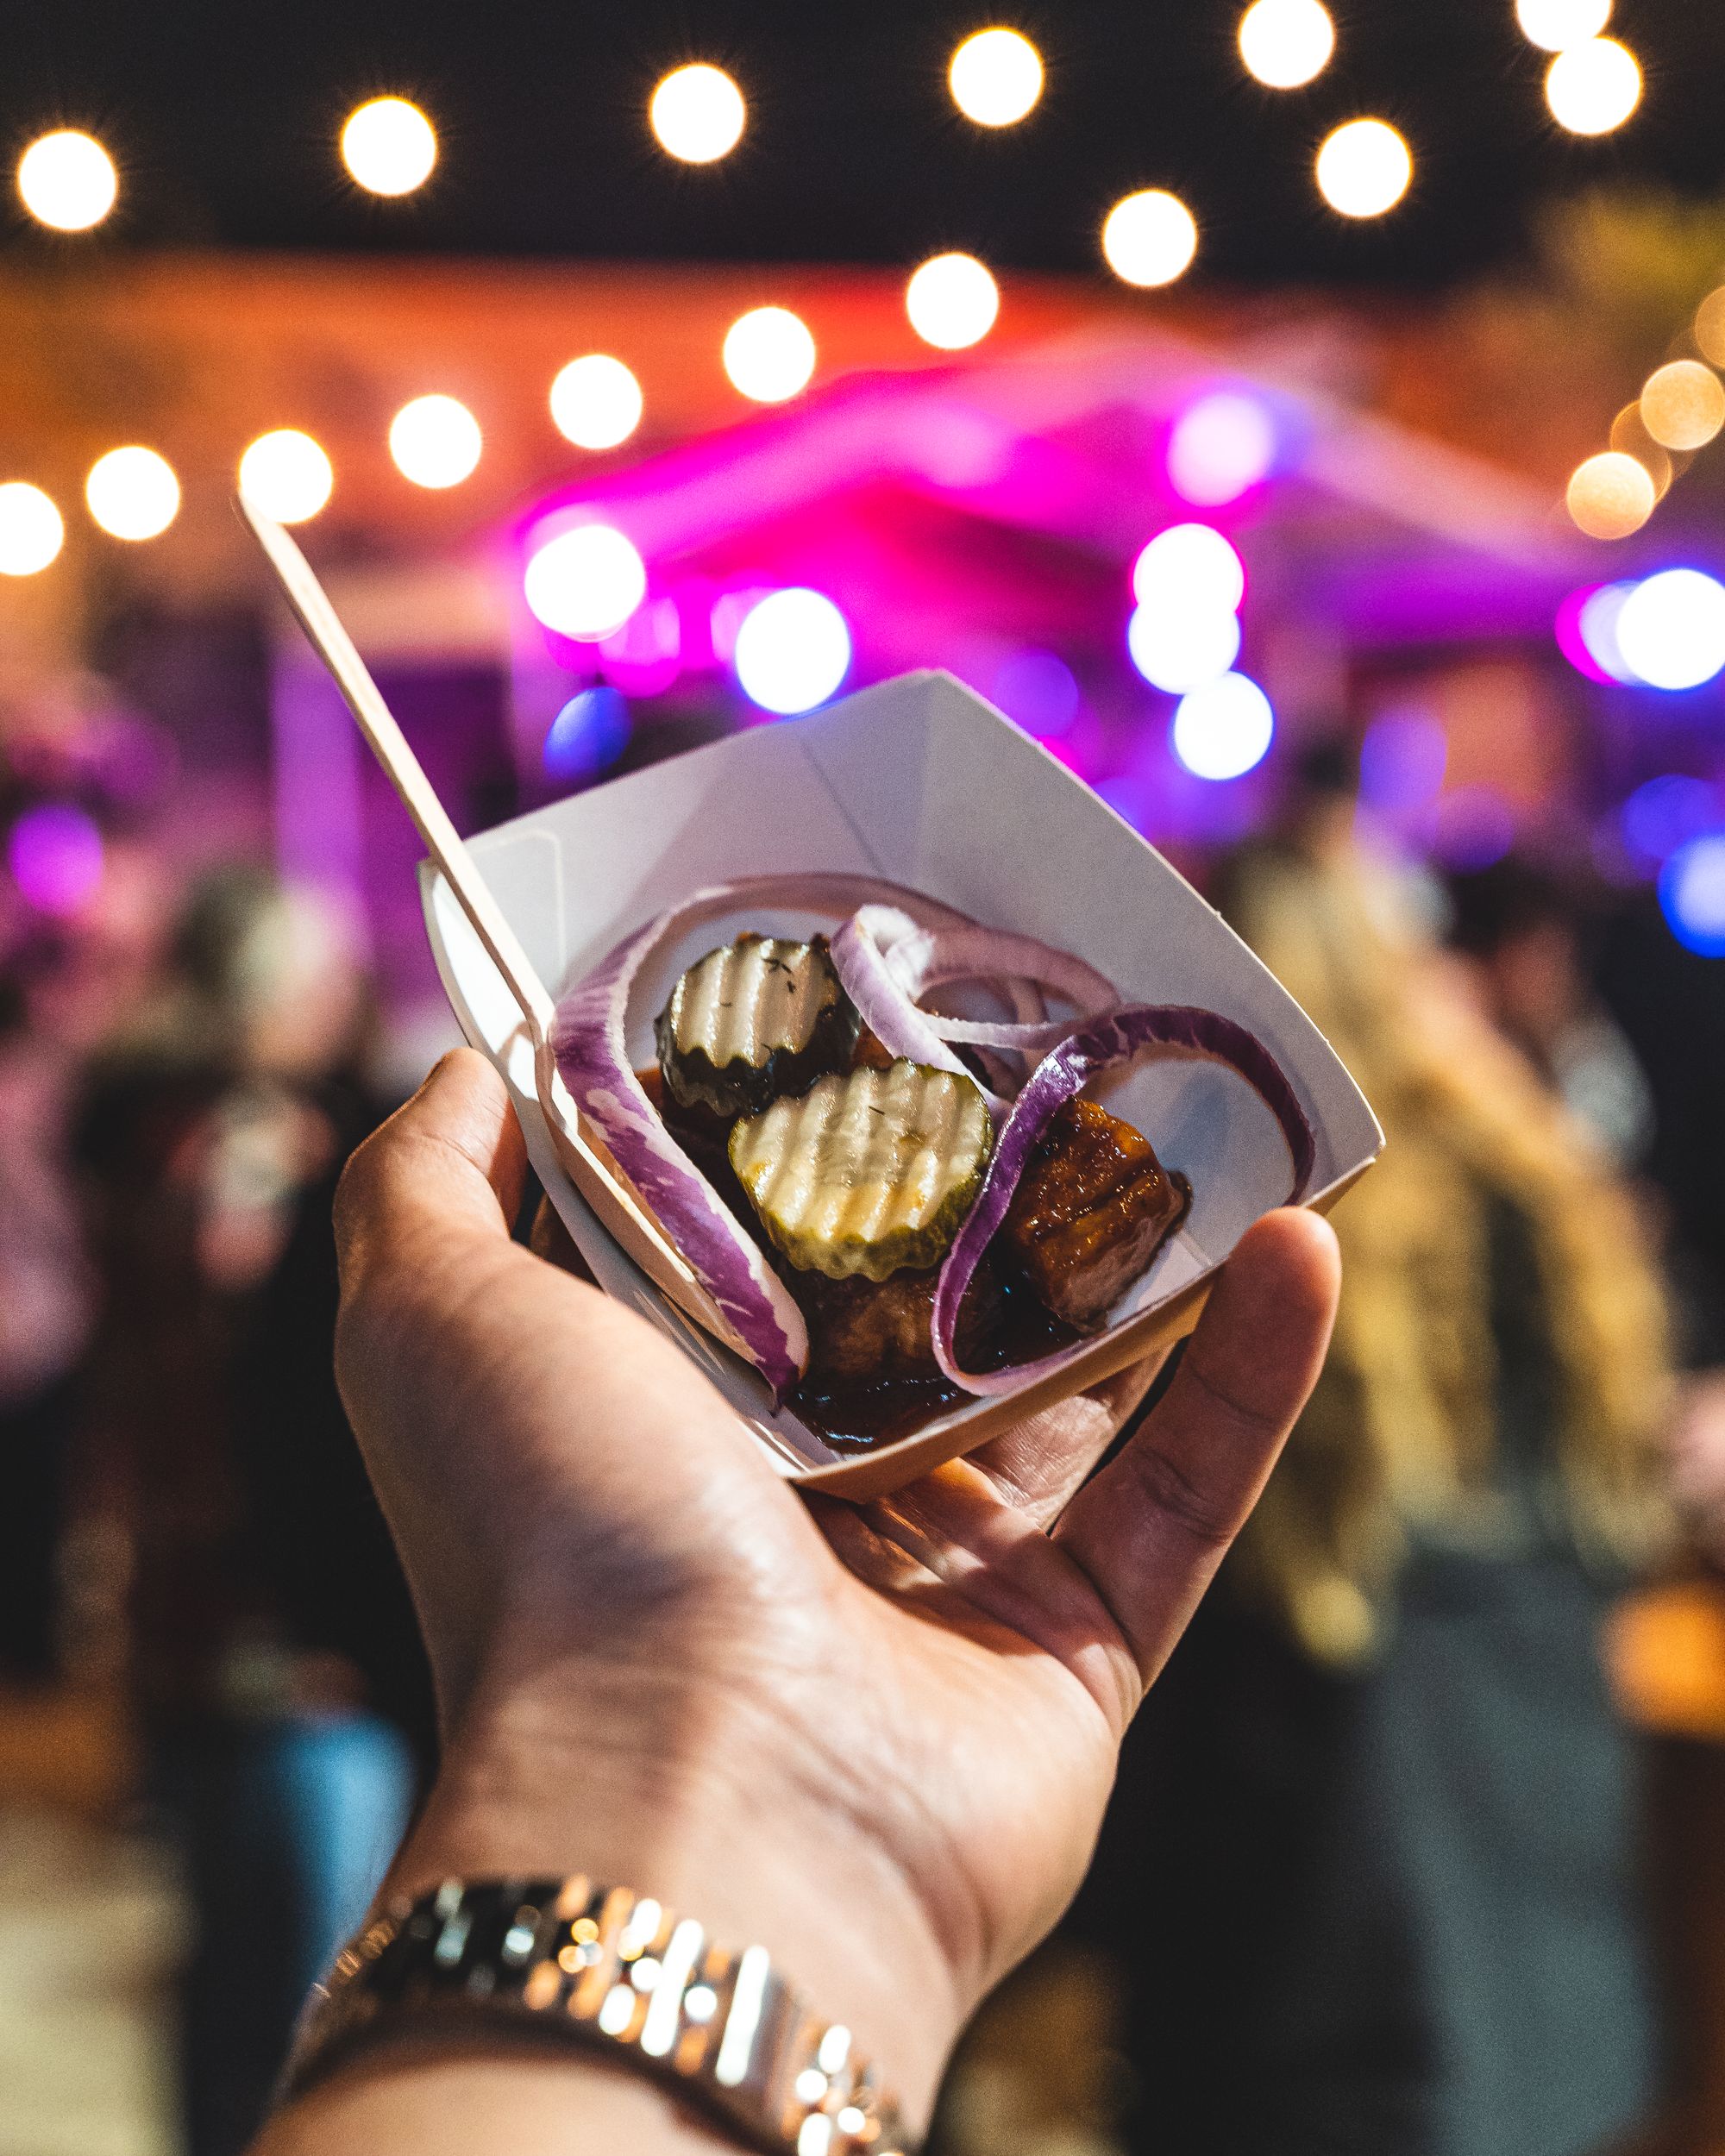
1000,1098,1188,1332
790,1252,1004,1381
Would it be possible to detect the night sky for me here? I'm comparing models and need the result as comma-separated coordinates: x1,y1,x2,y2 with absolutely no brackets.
5,0,1724,285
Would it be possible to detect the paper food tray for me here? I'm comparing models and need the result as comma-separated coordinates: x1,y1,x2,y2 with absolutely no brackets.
421,669,1382,1501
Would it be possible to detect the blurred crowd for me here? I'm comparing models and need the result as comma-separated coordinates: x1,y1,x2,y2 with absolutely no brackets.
2,677,1723,2156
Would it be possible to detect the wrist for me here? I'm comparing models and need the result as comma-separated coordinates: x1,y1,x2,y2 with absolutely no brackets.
379,1657,964,2128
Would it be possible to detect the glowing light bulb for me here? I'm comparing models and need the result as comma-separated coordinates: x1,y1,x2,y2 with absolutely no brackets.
1101,190,1199,288
341,98,437,196
1661,834,1725,957
1640,361,1725,453
723,307,817,402
16,129,117,231
948,29,1044,127
732,588,851,714
1167,392,1277,505
388,394,482,489
1565,451,1654,541
1545,37,1640,134
1238,0,1335,89
1128,604,1242,693
551,354,644,450
1171,672,1275,781
1132,524,1246,615
1516,0,1611,50
238,430,334,524
1615,569,1725,693
0,483,65,575
85,447,179,541
649,65,746,162
1315,119,1413,218
905,254,1000,350
524,524,647,641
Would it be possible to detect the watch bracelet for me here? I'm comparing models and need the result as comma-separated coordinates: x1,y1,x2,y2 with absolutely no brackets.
279,1875,918,2156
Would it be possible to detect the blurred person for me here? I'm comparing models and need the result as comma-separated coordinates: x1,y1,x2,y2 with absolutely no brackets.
73,867,431,2156
1070,787,1675,2156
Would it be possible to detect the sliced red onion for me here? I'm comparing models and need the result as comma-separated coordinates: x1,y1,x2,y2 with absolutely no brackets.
931,1005,1317,1397
553,872,983,1399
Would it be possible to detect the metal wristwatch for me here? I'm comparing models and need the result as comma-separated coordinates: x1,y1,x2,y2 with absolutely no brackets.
279,1875,917,2156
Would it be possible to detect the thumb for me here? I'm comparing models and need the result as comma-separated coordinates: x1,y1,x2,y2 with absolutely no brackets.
334,1047,529,1293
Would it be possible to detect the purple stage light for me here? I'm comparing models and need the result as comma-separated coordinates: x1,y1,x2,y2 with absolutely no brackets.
1167,392,1277,506
8,802,104,915
1661,832,1725,956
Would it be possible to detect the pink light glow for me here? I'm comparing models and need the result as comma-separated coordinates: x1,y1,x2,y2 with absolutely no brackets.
1167,392,1277,505
9,802,104,915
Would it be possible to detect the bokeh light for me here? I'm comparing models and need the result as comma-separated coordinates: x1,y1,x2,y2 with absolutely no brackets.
1696,289,1725,370
543,686,632,783
1640,360,1725,453
1315,120,1413,218
1545,38,1641,134
1171,672,1275,780
1660,833,1725,957
0,482,66,575
1622,775,1720,868
1101,190,1199,288
1167,392,1277,505
723,306,817,402
1433,790,1515,871
1238,0,1336,89
341,98,437,195
238,430,334,524
1575,580,1641,681
388,394,482,488
1615,569,1725,692
989,649,1081,738
906,254,1000,350
1358,710,1447,812
550,354,644,450
649,65,746,163
1565,451,1654,540
1609,401,1673,499
1128,603,1242,694
732,588,851,714
16,130,118,231
85,446,180,541
524,524,648,641
1515,0,1611,50
948,29,1044,127
8,803,104,915
1132,523,1246,615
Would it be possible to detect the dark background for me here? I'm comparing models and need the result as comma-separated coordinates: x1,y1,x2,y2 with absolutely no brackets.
4,0,1724,285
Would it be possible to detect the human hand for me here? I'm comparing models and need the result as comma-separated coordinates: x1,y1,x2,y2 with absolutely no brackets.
316,1049,1339,2131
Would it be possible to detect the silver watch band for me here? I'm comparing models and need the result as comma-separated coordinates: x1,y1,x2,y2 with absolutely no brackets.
280,1875,917,2156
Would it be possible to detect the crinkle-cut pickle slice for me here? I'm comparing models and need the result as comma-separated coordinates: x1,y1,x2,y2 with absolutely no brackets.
655,933,858,1119
729,1060,994,1282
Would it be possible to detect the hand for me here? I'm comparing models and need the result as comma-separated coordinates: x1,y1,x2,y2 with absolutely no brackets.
298,1050,1338,2139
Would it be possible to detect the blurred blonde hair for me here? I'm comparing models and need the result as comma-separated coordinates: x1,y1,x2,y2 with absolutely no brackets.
1221,812,1673,1664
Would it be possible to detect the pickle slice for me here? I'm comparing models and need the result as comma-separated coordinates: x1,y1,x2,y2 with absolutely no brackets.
729,1060,994,1281
656,933,860,1119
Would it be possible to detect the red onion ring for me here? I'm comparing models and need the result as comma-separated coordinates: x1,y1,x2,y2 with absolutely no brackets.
931,1004,1317,1396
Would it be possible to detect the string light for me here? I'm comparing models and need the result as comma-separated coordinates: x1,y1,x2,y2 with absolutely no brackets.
1515,0,1611,50
1101,190,1198,287
905,253,1000,349
649,65,746,162
1238,0,1335,90
723,307,817,402
524,524,647,640
0,483,65,575
1565,450,1654,540
1315,120,1413,218
1640,361,1725,453
550,355,643,449
238,429,334,523
389,394,482,487
1128,603,1242,693
1133,523,1246,614
1545,37,1640,134
16,129,117,231
341,98,438,195
85,447,180,540
948,29,1044,127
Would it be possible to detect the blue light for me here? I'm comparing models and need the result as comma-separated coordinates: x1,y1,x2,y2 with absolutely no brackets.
1621,775,1719,868
1660,833,1725,956
1358,710,1446,812
989,649,1080,738
543,686,630,784
1170,672,1275,780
